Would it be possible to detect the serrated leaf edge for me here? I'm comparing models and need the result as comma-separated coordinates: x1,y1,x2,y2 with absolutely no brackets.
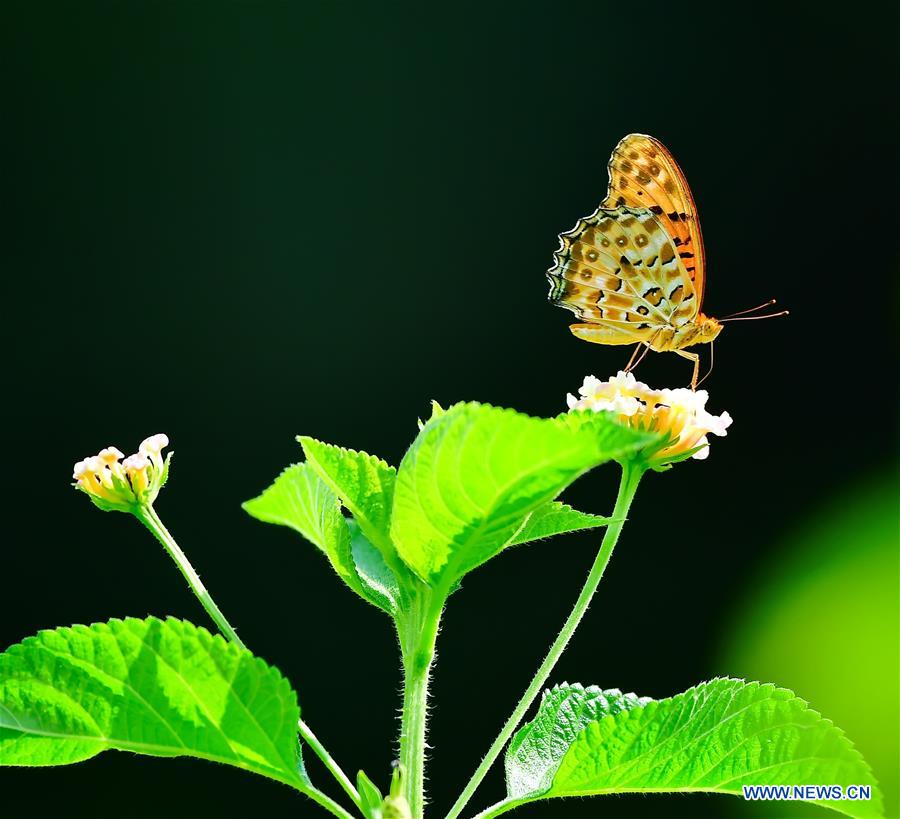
0,616,309,791
395,402,639,584
511,677,882,817
243,464,397,615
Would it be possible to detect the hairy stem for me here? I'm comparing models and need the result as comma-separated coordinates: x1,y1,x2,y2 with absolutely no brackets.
298,717,363,811
398,589,443,817
469,796,522,819
304,788,360,819
136,504,361,815
136,504,246,649
444,462,646,819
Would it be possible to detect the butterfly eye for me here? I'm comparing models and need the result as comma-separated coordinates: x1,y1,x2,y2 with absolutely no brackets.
600,238,610,247
586,250,598,261
648,162,660,176
616,236,627,247
635,234,649,247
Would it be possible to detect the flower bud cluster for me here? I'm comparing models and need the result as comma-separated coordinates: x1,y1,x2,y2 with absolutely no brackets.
73,434,170,511
567,372,732,465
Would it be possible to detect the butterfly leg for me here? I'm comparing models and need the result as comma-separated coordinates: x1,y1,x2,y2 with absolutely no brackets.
624,343,643,372
695,340,715,388
629,343,652,373
674,348,700,390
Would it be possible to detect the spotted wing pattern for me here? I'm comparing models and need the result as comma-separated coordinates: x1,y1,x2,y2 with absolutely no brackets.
604,133,706,304
547,205,698,345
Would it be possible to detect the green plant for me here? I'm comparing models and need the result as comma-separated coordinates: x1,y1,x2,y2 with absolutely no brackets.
0,375,883,818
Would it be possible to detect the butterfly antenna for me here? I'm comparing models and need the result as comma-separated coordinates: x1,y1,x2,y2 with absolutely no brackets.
696,341,714,388
720,309,789,322
721,299,778,319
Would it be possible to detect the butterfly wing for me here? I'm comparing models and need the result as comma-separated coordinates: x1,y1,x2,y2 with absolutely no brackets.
547,205,698,345
604,133,706,305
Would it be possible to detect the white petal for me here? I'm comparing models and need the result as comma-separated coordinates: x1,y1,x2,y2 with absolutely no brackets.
123,453,149,471
140,433,169,454
579,375,602,397
98,446,124,463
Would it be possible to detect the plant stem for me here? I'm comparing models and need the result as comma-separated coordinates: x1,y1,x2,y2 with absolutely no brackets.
469,796,522,819
398,589,443,817
136,504,362,815
136,504,246,649
305,788,360,819
444,462,646,819
298,718,363,811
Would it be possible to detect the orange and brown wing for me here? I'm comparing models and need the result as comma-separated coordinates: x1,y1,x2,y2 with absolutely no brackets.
547,205,698,345
603,133,706,304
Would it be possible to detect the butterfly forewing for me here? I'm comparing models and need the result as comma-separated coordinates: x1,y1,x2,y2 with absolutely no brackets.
604,133,706,304
547,205,698,345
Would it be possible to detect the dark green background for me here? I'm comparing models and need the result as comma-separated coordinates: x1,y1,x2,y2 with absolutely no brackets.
4,2,898,818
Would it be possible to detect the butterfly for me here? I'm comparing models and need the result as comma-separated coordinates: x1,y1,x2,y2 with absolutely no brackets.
547,133,784,388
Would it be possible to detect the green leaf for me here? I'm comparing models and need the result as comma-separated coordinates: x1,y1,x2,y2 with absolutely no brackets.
506,501,610,548
298,437,400,571
357,769,384,818
417,400,446,430
503,679,883,818
243,464,397,614
0,618,309,792
348,519,400,613
390,402,650,587
505,684,653,797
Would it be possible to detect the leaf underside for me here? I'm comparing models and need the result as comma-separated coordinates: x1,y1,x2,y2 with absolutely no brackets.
243,463,397,614
0,618,308,791
505,679,883,818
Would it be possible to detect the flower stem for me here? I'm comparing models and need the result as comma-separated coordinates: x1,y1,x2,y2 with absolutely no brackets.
297,719,361,807
297,717,362,811
398,590,443,817
135,504,362,815
305,788,359,819
444,461,646,819
136,504,246,649
469,796,522,819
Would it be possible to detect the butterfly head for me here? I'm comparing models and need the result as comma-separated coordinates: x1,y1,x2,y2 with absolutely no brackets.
697,314,723,343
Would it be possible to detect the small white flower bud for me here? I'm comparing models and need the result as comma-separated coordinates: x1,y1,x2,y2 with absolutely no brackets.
140,434,169,458
123,453,149,472
98,447,125,464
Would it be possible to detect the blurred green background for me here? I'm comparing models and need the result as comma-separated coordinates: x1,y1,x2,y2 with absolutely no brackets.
719,474,900,819
3,2,898,818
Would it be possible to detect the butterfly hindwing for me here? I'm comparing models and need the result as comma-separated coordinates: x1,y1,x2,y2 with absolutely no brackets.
604,133,706,304
547,205,698,345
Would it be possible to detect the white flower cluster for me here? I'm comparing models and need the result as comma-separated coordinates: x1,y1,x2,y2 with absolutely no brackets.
567,371,732,462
